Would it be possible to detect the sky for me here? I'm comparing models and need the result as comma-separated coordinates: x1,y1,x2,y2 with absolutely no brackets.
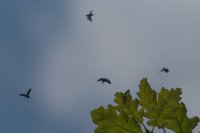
0,0,200,133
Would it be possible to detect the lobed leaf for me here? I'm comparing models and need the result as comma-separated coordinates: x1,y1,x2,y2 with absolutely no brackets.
91,78,200,133
164,102,200,133
114,92,144,123
137,78,157,111
137,78,200,132
91,104,143,133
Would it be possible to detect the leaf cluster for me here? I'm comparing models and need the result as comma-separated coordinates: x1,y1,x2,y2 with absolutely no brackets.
91,78,199,133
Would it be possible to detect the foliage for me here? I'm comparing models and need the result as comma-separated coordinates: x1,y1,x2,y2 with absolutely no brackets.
91,78,200,133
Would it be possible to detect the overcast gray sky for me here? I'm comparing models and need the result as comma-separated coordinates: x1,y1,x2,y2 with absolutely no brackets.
0,0,200,132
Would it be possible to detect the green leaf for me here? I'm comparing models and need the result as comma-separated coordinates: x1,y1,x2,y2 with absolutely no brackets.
91,104,143,133
137,78,157,111
137,78,200,132
164,102,200,133
91,78,200,133
146,88,183,127
114,92,144,123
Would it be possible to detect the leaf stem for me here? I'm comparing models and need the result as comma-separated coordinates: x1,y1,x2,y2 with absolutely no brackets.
151,125,155,133
162,128,167,133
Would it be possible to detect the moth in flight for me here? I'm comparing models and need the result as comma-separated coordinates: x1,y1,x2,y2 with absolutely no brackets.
19,88,31,99
97,78,111,84
160,67,170,73
86,10,94,22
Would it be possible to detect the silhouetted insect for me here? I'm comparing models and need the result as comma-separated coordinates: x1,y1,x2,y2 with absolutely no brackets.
124,89,130,95
97,78,111,84
19,88,31,99
86,10,94,22
160,67,169,73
